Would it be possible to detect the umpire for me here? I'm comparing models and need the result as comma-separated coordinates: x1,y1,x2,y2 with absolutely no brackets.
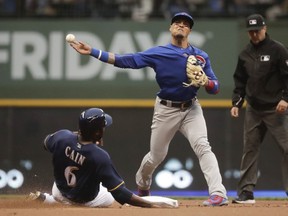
230,14,288,204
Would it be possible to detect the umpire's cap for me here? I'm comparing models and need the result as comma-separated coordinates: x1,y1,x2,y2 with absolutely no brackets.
246,14,266,31
171,12,194,28
79,108,112,134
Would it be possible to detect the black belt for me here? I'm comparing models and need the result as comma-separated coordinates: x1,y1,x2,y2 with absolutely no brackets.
160,98,195,109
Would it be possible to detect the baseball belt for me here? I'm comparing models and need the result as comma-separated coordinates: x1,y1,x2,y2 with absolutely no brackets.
160,98,195,109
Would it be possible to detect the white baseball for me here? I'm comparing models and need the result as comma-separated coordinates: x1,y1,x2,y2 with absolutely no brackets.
66,34,75,43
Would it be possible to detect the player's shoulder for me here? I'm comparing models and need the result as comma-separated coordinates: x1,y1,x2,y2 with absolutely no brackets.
44,129,75,152
88,146,111,164
47,129,75,142
190,45,209,57
145,45,167,52
96,146,110,158
53,129,74,137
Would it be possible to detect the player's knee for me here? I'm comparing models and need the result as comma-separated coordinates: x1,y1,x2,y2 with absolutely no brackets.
147,152,166,165
193,139,212,158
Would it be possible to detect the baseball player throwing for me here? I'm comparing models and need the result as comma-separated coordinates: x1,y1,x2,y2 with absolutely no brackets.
28,108,178,208
69,12,228,206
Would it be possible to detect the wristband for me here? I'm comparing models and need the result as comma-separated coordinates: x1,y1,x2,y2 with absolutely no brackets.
205,80,214,90
90,48,109,62
205,80,219,94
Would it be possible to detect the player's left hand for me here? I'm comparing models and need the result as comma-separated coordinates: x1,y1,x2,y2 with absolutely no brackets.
276,100,288,114
183,55,208,87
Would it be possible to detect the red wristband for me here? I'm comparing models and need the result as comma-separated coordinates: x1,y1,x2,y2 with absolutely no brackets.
205,80,214,90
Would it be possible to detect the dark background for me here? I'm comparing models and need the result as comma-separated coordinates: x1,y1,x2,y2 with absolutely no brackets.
0,107,282,195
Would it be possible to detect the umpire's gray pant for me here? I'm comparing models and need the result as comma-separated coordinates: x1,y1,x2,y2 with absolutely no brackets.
238,104,288,194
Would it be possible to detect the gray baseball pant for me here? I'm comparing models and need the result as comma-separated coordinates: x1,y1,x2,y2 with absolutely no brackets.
136,97,227,198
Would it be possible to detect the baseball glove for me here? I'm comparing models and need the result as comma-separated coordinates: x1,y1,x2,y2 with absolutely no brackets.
183,55,208,87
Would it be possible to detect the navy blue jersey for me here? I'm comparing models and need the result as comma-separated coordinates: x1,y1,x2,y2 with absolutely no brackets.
114,43,218,101
44,129,125,203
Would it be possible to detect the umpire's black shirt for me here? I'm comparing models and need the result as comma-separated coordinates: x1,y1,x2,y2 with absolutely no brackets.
232,33,288,110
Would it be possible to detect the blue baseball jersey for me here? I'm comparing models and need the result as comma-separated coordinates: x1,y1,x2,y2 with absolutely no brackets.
114,43,218,101
44,129,125,203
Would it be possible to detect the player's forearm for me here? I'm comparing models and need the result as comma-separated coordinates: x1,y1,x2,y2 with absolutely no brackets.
127,194,153,208
90,48,115,64
111,187,152,207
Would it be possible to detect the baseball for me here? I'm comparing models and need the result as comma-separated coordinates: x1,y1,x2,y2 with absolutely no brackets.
66,34,75,43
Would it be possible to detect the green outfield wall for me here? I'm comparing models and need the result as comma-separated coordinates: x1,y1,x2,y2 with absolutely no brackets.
1,19,287,107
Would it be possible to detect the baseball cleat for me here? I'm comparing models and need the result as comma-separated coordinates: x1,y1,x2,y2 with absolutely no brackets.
203,195,229,206
232,190,255,204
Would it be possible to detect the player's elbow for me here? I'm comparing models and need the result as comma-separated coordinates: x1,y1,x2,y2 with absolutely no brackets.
111,185,133,205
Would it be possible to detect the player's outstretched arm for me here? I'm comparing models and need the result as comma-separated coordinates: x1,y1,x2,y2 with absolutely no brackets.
111,186,178,208
127,194,154,207
126,194,178,208
70,41,116,64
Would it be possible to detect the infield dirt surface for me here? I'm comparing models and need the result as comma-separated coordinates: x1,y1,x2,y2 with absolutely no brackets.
0,197,287,216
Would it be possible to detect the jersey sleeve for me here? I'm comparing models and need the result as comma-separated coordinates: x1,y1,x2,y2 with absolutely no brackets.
97,153,126,192
99,162,134,205
114,47,158,69
110,184,133,205
231,56,248,107
195,50,219,94
202,55,217,80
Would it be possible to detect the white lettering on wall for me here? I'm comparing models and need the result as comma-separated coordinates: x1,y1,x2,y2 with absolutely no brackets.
12,32,47,79
0,30,208,81
101,31,144,80
66,32,104,80
49,32,63,79
0,32,10,64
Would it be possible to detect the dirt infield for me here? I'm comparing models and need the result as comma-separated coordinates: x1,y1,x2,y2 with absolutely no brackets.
0,197,287,216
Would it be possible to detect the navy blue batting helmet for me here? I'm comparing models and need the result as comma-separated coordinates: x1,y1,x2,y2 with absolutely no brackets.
171,12,194,28
79,108,112,138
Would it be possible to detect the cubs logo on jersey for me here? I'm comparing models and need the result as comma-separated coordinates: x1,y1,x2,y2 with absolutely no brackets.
195,55,206,68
